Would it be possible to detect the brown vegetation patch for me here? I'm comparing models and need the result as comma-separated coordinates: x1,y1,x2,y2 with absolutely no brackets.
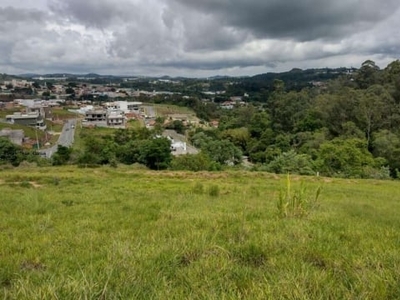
20,261,46,271
1,181,43,188
29,181,43,188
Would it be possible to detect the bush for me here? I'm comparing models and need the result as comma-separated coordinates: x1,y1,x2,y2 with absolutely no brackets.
316,138,378,178
361,166,391,180
265,150,316,175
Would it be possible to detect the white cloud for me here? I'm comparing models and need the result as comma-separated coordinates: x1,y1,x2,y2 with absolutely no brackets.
0,0,399,76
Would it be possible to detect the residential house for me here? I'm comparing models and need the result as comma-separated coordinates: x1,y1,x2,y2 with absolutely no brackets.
85,109,107,122
5,112,46,130
220,101,235,109
104,101,142,114
106,111,126,127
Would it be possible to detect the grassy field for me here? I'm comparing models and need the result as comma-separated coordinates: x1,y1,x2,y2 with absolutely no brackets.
145,103,196,116
0,108,21,118
0,166,399,299
51,108,80,120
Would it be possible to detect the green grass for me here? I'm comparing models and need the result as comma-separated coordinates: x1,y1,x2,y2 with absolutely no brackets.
52,109,80,120
45,120,63,133
145,103,196,116
70,122,85,153
126,119,144,129
1,167,400,299
0,108,21,118
80,126,118,137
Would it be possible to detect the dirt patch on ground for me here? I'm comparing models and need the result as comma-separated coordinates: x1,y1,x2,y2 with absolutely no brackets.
29,181,43,188
0,181,43,188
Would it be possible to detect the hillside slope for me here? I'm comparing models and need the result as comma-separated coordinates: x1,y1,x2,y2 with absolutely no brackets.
1,166,399,299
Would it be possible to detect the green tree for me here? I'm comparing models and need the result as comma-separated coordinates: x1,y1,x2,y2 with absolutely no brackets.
65,87,75,94
314,88,361,137
383,60,400,102
32,82,41,89
268,90,312,132
0,137,24,166
248,111,271,138
52,145,72,165
138,137,172,170
357,85,395,146
372,130,400,176
356,60,381,89
79,136,117,165
220,127,250,152
116,140,142,165
316,138,381,178
42,91,50,97
202,139,242,165
166,120,185,134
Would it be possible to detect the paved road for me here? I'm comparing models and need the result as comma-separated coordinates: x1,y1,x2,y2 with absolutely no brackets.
58,119,76,147
40,119,76,158
163,129,198,155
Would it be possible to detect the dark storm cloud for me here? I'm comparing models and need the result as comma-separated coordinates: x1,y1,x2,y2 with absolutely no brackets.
157,57,277,70
0,7,48,65
48,0,135,29
1,0,400,76
172,0,400,41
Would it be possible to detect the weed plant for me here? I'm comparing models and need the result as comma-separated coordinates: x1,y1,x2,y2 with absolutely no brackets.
277,173,322,218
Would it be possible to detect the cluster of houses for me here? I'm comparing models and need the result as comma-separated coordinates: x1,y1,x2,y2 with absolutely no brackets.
78,101,143,128
0,99,63,147
220,95,248,109
0,78,179,101
1,79,33,89
3,99,62,130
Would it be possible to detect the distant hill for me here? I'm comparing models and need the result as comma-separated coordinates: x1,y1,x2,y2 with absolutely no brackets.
8,67,357,86
236,67,358,92
18,73,41,78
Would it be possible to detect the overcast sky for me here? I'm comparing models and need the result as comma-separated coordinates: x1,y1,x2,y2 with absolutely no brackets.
1,0,400,77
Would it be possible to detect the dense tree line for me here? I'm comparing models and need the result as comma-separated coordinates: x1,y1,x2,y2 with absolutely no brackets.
197,60,400,178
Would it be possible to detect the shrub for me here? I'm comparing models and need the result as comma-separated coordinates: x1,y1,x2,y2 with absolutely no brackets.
20,181,32,188
170,153,213,171
265,150,316,175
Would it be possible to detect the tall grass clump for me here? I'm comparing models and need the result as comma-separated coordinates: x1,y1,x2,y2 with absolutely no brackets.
277,174,321,218
208,184,220,197
192,182,204,194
